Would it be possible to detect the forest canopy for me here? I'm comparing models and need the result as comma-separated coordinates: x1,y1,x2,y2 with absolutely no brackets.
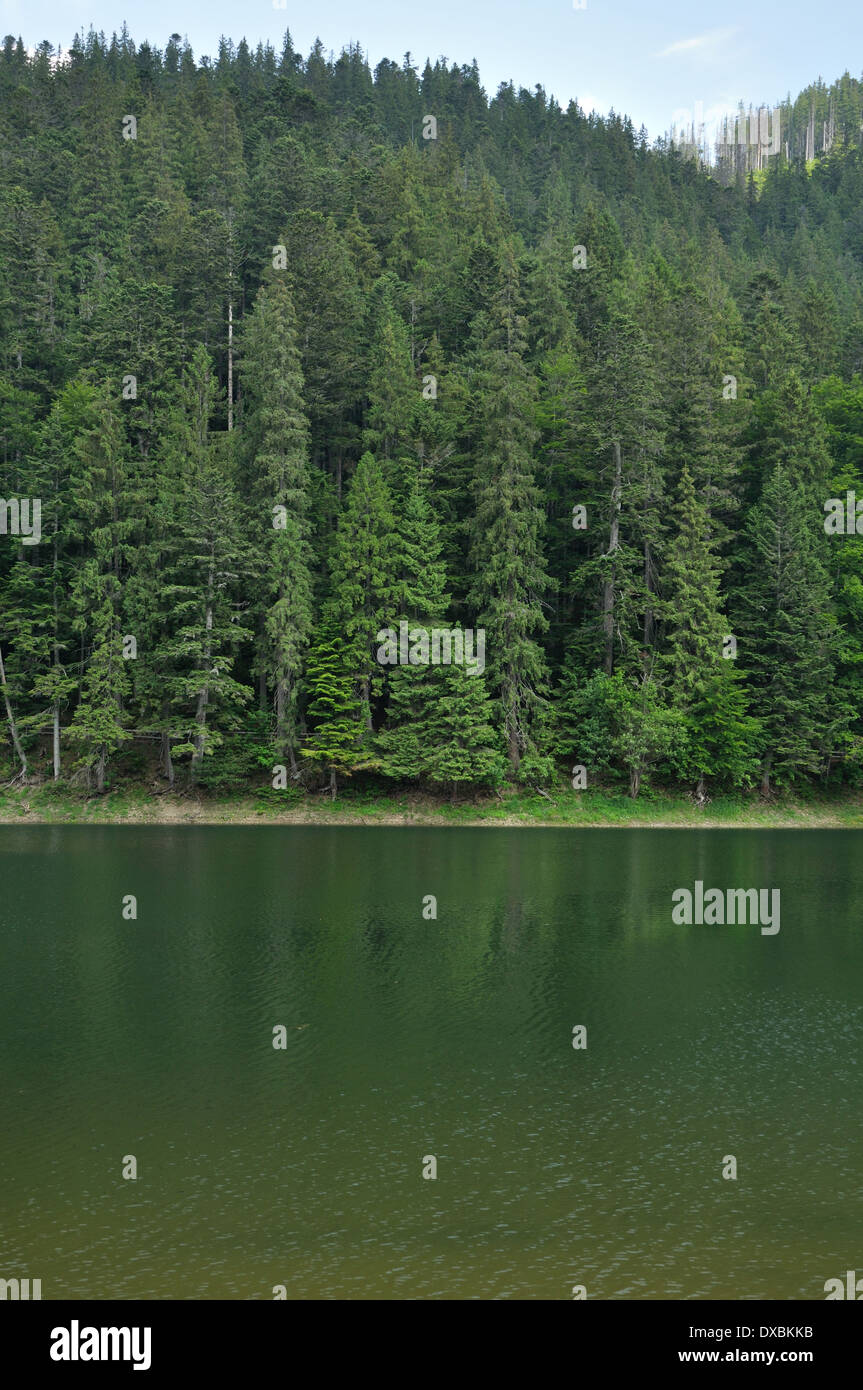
2,29,863,799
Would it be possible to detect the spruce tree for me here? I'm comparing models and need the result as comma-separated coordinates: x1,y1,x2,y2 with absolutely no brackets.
376,480,451,781
300,618,365,798
663,467,758,797
362,284,418,495
424,655,505,800
735,463,844,791
327,451,399,735
241,275,315,773
66,394,135,791
153,347,253,781
468,241,552,775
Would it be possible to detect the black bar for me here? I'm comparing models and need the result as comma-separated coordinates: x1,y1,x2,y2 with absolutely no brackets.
4,1297,857,1375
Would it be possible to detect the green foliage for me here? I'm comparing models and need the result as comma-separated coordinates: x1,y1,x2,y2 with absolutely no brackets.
301,619,366,791
2,33,863,801
241,275,315,767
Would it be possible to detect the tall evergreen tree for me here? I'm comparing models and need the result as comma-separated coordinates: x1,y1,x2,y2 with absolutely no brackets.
468,242,552,774
663,466,758,797
735,463,844,791
66,395,134,791
327,450,399,737
241,275,315,772
376,479,451,780
301,617,365,798
153,347,252,781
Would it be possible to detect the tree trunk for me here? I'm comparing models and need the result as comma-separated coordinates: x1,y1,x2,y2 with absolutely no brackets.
227,299,234,431
629,766,640,798
52,534,61,779
276,678,298,776
602,440,622,675
361,675,373,732
329,768,337,801
95,744,106,794
507,717,520,775
0,645,27,781
275,676,286,746
193,565,215,779
160,731,174,787
505,646,520,775
643,539,653,648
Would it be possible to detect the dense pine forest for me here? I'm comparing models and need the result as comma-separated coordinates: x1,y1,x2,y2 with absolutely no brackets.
3,29,863,802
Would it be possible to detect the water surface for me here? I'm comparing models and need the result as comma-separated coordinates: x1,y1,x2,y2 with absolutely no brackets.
0,827,860,1299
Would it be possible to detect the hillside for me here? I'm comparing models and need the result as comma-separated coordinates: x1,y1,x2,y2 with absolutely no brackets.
2,29,863,802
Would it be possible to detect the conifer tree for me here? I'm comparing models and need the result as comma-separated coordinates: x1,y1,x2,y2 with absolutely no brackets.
241,275,315,772
282,211,366,486
376,480,450,780
300,617,365,798
424,656,505,799
31,382,99,779
735,463,844,791
663,467,758,796
564,269,664,680
153,347,252,781
362,283,418,495
328,451,399,735
468,242,552,775
66,396,134,790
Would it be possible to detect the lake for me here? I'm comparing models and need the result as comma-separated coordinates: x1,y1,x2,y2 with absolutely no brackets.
1,826,860,1300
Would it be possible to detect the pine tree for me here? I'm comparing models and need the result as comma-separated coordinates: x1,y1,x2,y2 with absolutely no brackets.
362,283,418,495
424,655,505,799
376,479,451,781
300,618,365,798
663,467,758,796
34,382,99,779
241,276,315,772
153,347,252,781
328,451,399,735
559,266,664,683
735,462,844,791
66,394,135,791
468,242,552,775
281,211,366,487
587,271,666,674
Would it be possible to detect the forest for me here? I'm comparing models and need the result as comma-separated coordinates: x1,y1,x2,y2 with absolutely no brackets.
2,28,863,801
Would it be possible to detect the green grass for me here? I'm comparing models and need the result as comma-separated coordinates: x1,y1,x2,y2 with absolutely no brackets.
3,779,863,827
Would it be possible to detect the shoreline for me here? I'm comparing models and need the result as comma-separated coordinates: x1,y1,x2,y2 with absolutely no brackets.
2,786,863,829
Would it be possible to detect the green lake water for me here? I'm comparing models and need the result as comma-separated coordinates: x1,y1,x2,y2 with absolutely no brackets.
0,826,860,1300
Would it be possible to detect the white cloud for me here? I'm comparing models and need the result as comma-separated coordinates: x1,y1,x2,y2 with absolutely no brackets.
576,92,602,115
656,28,738,60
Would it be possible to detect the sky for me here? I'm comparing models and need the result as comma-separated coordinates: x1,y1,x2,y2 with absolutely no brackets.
2,0,862,141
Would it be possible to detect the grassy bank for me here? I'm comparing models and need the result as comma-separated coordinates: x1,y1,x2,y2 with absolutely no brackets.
2,782,863,827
